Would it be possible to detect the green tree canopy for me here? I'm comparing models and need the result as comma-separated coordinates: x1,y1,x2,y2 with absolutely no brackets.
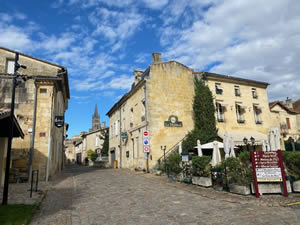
182,77,217,152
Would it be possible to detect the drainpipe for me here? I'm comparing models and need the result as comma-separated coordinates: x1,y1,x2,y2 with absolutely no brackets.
144,81,149,173
28,80,38,183
46,87,55,182
119,106,122,168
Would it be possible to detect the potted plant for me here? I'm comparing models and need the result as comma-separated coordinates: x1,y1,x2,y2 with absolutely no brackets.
166,153,182,182
220,154,253,195
282,151,300,192
191,156,212,187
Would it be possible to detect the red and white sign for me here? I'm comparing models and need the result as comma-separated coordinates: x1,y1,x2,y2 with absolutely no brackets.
143,131,149,138
251,150,288,198
143,145,150,153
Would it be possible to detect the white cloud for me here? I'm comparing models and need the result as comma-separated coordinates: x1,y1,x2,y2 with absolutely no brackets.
142,0,169,9
162,0,300,101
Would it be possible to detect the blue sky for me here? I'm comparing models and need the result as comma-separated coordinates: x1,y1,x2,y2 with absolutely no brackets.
1,0,300,138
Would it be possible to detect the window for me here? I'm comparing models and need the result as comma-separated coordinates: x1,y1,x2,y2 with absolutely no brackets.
115,120,119,136
286,118,291,129
236,104,246,123
40,88,47,94
234,85,241,96
252,88,257,99
96,136,100,147
216,103,225,122
111,125,113,137
215,83,223,95
6,59,15,74
253,105,262,124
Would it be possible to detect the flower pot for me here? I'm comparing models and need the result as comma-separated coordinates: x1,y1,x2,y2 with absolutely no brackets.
292,180,300,192
228,184,251,195
192,176,212,187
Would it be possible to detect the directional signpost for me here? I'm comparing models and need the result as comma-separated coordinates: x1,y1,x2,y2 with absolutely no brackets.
251,150,288,198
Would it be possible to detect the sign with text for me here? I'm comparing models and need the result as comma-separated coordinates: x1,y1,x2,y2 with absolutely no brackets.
251,150,288,198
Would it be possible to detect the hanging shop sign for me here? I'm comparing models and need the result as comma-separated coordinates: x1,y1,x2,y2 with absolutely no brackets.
164,115,182,127
121,132,128,140
54,116,64,128
251,150,288,198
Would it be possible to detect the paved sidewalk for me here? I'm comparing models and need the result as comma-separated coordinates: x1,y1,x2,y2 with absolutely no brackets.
30,165,300,225
0,180,47,205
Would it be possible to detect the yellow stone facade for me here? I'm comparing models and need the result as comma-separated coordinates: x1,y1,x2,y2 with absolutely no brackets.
107,53,283,171
0,47,69,181
270,103,300,142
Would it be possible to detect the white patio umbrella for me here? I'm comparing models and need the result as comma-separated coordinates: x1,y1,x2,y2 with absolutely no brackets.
229,135,236,158
211,141,221,167
266,140,271,151
262,140,267,152
274,128,281,150
197,139,203,157
178,141,182,154
269,128,276,150
201,141,224,149
223,132,230,159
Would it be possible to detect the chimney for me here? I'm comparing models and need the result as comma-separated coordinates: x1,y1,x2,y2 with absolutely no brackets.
134,69,144,85
152,53,161,64
285,97,293,109
102,122,106,128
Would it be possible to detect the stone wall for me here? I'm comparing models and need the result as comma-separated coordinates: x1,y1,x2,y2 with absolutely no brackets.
0,48,68,181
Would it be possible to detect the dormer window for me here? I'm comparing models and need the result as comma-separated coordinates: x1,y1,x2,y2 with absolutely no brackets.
234,85,241,96
252,88,257,99
215,83,223,95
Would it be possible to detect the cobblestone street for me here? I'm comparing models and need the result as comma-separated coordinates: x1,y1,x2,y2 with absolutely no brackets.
31,165,300,225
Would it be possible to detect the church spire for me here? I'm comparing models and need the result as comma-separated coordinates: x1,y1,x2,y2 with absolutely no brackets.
93,104,99,117
91,104,100,131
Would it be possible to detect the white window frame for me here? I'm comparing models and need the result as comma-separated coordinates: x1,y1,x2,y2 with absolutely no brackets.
6,59,15,74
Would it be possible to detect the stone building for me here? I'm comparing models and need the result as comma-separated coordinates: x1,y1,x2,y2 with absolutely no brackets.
204,72,276,150
64,135,81,164
269,98,300,150
106,53,277,171
0,47,70,181
68,105,108,164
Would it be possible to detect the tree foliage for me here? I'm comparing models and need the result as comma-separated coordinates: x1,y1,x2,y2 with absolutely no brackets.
182,77,217,152
192,156,211,177
101,130,109,156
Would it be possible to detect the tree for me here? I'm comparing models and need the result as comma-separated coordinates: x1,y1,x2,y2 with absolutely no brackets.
101,131,109,156
182,77,217,152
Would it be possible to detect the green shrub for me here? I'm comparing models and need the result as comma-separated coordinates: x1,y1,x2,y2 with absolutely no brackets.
220,157,253,186
238,151,251,165
166,153,182,174
192,156,211,177
282,151,300,180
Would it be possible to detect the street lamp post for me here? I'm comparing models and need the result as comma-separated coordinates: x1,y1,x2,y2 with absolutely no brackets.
161,145,166,172
243,136,256,152
2,53,27,205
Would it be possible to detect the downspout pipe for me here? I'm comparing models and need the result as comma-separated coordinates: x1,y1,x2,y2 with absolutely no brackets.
46,87,55,182
28,80,38,182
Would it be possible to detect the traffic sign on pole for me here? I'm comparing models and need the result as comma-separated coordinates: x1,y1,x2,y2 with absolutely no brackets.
143,131,149,138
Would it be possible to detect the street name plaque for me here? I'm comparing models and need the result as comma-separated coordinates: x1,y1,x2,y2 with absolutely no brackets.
251,150,288,198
